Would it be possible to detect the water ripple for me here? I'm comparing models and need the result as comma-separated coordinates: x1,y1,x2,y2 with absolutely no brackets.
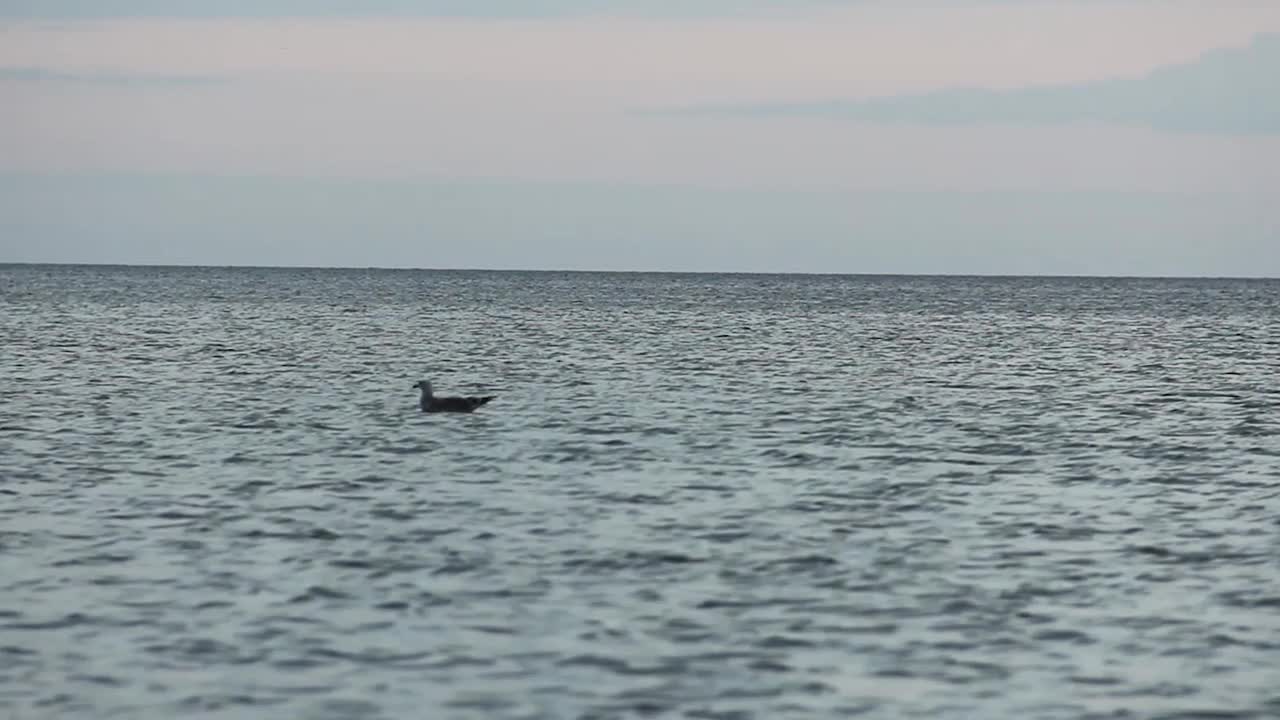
2,266,1278,719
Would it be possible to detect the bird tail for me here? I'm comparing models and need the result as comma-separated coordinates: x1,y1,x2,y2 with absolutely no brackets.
474,395,496,407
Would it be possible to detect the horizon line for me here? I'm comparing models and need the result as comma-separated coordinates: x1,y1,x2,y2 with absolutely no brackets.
2,261,1276,281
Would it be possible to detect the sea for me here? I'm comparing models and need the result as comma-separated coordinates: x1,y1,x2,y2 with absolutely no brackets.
1,263,1278,720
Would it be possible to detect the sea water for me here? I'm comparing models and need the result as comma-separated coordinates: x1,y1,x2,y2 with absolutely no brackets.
2,264,1278,719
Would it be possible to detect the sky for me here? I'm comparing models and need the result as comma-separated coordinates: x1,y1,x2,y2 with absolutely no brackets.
1,0,1277,275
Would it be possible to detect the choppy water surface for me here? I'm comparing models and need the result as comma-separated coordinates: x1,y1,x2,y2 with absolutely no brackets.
2,265,1278,720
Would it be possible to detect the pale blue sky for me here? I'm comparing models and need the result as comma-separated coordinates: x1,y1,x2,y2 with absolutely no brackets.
1,0,1277,275
4,175,1269,276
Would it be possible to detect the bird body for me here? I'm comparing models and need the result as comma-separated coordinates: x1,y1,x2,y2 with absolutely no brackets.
414,380,495,413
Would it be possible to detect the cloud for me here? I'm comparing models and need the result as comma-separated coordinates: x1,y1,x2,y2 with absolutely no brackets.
661,33,1280,135
0,0,846,19
0,66,225,85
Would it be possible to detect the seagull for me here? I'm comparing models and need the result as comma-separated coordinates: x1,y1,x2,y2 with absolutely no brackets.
414,380,496,413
